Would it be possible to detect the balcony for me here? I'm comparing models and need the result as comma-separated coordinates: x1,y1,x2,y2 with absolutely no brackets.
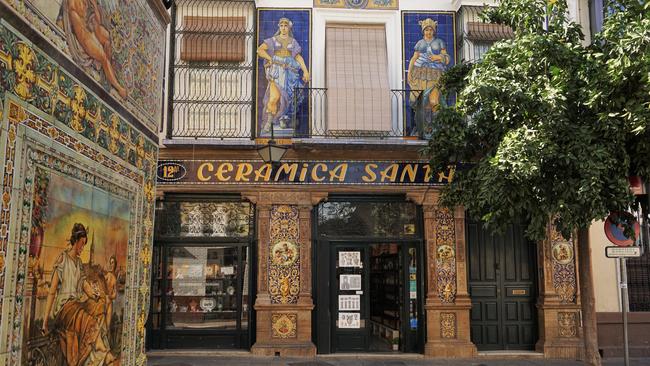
167,86,432,144
457,5,514,63
286,87,431,140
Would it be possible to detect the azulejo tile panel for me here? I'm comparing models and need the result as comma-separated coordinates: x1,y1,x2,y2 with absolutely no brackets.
434,208,456,304
558,312,578,338
271,312,297,338
256,9,311,138
4,0,166,133
0,30,157,361
402,12,456,137
0,96,155,366
0,21,158,176
440,312,456,339
550,228,577,304
268,205,300,304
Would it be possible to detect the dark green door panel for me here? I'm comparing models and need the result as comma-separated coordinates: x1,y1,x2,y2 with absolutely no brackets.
467,221,538,350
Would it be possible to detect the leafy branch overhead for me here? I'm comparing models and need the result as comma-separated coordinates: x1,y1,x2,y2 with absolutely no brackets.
424,0,650,240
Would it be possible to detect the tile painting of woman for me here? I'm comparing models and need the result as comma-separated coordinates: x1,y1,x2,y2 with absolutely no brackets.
407,18,450,112
41,223,120,365
257,17,310,134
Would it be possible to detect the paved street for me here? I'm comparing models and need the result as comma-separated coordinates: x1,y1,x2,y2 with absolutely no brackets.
147,352,650,366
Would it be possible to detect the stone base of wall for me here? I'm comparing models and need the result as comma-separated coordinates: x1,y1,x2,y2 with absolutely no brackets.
597,312,650,358
424,340,477,358
252,300,316,357
251,342,317,357
536,340,584,360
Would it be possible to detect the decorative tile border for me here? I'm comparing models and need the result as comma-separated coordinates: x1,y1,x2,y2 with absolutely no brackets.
435,208,456,304
0,95,155,364
0,21,158,176
550,228,577,304
268,205,300,304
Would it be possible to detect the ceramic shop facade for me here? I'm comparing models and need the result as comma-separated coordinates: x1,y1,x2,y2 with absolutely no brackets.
153,155,587,359
152,0,590,359
0,0,168,365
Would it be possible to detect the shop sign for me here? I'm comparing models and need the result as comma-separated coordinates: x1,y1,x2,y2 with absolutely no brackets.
157,160,456,186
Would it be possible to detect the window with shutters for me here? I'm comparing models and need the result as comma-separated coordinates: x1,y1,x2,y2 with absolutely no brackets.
325,24,392,136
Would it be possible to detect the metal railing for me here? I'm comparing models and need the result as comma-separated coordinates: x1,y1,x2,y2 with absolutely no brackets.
457,6,514,63
287,88,431,139
167,0,256,139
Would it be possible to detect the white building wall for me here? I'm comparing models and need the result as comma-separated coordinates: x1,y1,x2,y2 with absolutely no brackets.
590,222,622,312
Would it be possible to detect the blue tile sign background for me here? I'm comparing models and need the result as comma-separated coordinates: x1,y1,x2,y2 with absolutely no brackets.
402,12,456,136
256,9,311,138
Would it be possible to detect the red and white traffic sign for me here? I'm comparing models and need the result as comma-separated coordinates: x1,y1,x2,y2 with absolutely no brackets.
604,211,640,247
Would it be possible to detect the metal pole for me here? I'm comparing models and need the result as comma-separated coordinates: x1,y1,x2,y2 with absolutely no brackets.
620,257,630,366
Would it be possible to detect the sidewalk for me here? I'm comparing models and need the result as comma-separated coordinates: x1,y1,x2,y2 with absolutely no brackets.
147,351,650,366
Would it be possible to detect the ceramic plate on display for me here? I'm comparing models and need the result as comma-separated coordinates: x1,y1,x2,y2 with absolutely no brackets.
227,286,235,295
200,297,216,312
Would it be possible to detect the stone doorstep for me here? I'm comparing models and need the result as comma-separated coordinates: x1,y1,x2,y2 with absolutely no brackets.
147,351,425,359
148,350,554,360
477,351,545,359
146,350,255,357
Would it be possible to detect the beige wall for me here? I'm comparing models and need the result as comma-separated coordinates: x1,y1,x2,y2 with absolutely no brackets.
590,221,621,312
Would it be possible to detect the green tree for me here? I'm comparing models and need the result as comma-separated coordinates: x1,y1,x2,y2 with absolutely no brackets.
423,1,650,365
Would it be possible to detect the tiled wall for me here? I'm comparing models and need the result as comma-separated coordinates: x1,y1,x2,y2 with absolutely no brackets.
0,5,160,364
4,0,166,134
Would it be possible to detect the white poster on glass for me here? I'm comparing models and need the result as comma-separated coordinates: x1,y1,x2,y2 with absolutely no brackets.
338,295,361,311
339,251,362,267
338,312,361,328
339,274,362,290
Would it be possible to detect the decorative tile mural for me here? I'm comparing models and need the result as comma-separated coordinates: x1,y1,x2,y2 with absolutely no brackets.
0,17,158,365
440,312,456,339
558,312,578,338
550,228,577,304
0,21,158,174
5,0,166,133
268,205,300,304
314,0,398,9
256,9,311,138
434,208,456,304
402,12,456,136
271,312,297,338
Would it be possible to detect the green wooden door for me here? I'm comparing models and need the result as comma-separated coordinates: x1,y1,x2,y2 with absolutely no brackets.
467,221,538,350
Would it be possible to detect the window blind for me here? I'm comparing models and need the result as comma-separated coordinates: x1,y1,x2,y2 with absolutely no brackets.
325,25,391,135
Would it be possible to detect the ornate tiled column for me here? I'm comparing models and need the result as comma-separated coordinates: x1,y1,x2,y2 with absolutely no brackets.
414,192,477,357
250,191,319,357
535,225,585,359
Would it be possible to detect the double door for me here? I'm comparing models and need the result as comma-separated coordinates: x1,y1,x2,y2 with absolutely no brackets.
467,222,538,350
316,241,424,354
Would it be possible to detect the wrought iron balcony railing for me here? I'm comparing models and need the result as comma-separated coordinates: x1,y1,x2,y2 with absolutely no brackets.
166,0,256,140
457,5,514,63
281,87,431,139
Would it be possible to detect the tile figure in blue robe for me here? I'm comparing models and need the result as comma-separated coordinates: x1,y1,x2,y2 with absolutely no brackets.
257,17,310,133
407,18,450,112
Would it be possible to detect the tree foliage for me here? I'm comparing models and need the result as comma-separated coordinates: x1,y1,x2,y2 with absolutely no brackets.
424,0,650,240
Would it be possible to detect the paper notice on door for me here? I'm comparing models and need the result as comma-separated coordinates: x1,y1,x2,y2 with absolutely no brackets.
339,251,361,267
340,274,361,290
338,295,360,311
338,312,361,328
